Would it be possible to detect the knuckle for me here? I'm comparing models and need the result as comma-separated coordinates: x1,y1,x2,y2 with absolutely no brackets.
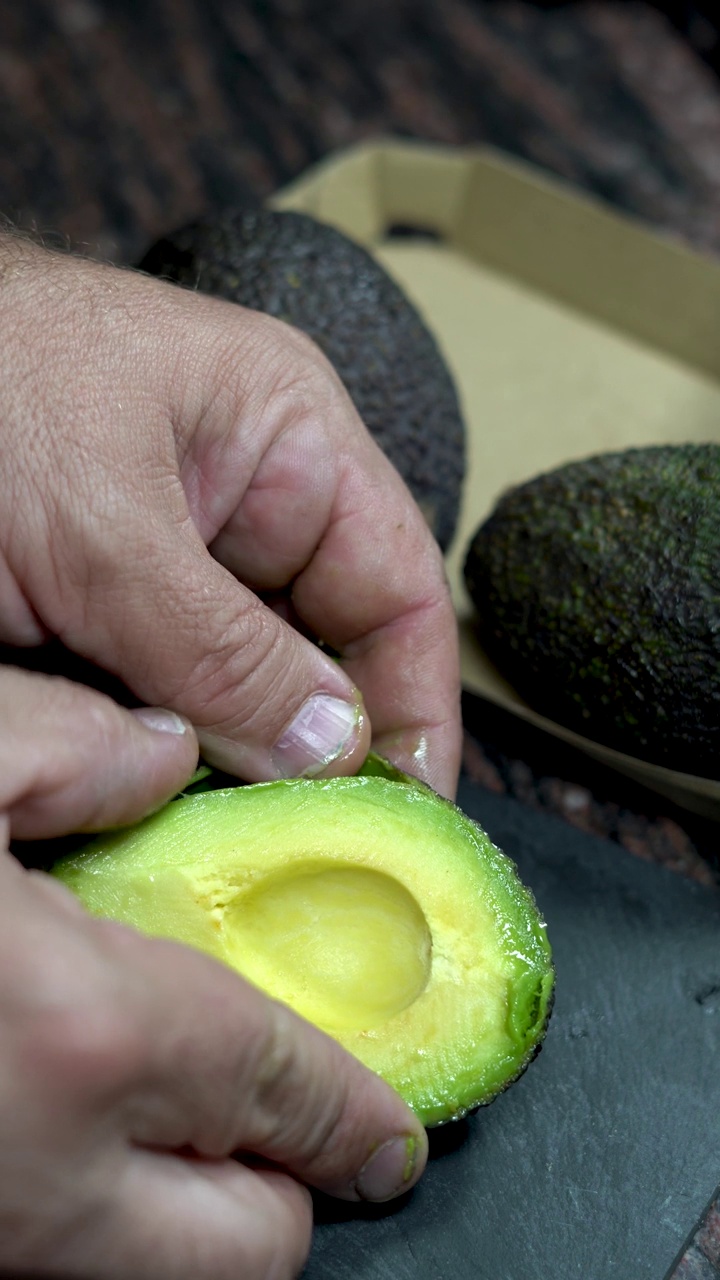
236,312,349,422
241,307,325,369
64,1005,143,1093
252,1003,300,1105
267,317,331,376
177,594,292,733
241,1003,304,1147
245,1004,347,1165
19,981,146,1101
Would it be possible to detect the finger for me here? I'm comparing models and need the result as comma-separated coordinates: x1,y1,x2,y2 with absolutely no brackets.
202,343,461,797
0,667,198,839
100,925,428,1204
55,503,370,784
292,449,462,798
55,1153,312,1280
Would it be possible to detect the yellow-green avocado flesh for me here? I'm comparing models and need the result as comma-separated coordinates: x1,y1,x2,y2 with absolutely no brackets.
52,764,553,1127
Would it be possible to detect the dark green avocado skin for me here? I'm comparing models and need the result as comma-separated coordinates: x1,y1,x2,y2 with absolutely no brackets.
139,209,465,552
464,443,720,775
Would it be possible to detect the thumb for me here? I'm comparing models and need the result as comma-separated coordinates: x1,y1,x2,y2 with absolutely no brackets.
0,666,199,839
58,515,369,784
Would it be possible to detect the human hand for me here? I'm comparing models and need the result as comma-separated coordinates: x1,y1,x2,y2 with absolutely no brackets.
0,665,428,1279
0,234,460,801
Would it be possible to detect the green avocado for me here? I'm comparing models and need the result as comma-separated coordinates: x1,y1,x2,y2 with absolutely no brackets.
464,443,720,775
51,761,553,1127
139,209,466,552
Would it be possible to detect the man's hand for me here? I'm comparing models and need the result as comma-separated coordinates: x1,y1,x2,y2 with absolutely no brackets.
0,235,461,799
0,665,428,1279
0,233,458,1277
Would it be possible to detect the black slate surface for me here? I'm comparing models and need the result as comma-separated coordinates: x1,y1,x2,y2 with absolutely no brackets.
303,780,720,1280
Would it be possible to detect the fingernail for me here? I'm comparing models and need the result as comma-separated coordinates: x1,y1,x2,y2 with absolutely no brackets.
272,694,361,778
131,707,190,735
354,1134,421,1203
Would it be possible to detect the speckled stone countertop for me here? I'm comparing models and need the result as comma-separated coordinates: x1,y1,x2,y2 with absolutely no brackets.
2,0,720,267
0,4,718,1273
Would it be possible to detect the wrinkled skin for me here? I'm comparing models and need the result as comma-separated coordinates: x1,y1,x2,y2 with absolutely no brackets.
0,235,462,1279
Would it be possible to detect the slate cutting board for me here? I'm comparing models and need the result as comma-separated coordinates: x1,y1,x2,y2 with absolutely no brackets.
303,779,720,1280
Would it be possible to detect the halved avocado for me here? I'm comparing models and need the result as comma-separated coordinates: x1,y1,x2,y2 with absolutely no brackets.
52,766,553,1127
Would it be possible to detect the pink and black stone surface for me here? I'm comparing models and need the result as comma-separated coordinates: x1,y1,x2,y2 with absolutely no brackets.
0,3,718,1275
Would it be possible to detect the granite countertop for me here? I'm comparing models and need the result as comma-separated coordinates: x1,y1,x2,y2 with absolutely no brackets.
0,4,718,1274
1,0,719,265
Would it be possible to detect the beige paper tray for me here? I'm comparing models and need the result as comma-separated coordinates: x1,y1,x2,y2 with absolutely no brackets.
272,140,720,819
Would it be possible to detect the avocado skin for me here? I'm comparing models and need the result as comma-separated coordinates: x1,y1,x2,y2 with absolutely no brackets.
139,210,465,551
464,443,720,775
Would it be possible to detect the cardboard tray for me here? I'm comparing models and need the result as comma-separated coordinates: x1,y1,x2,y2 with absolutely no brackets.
272,140,720,820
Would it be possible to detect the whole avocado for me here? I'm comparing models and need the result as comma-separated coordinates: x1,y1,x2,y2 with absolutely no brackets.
139,209,465,552
464,443,720,775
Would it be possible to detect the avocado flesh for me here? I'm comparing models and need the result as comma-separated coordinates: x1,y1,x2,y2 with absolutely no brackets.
139,209,466,553
464,443,720,775
52,775,553,1127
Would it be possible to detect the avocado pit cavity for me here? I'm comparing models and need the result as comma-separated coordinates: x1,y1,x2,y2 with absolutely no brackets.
221,865,432,1032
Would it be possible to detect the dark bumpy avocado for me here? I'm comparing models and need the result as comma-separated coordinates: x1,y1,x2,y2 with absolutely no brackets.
464,443,720,775
52,760,553,1127
139,210,465,552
